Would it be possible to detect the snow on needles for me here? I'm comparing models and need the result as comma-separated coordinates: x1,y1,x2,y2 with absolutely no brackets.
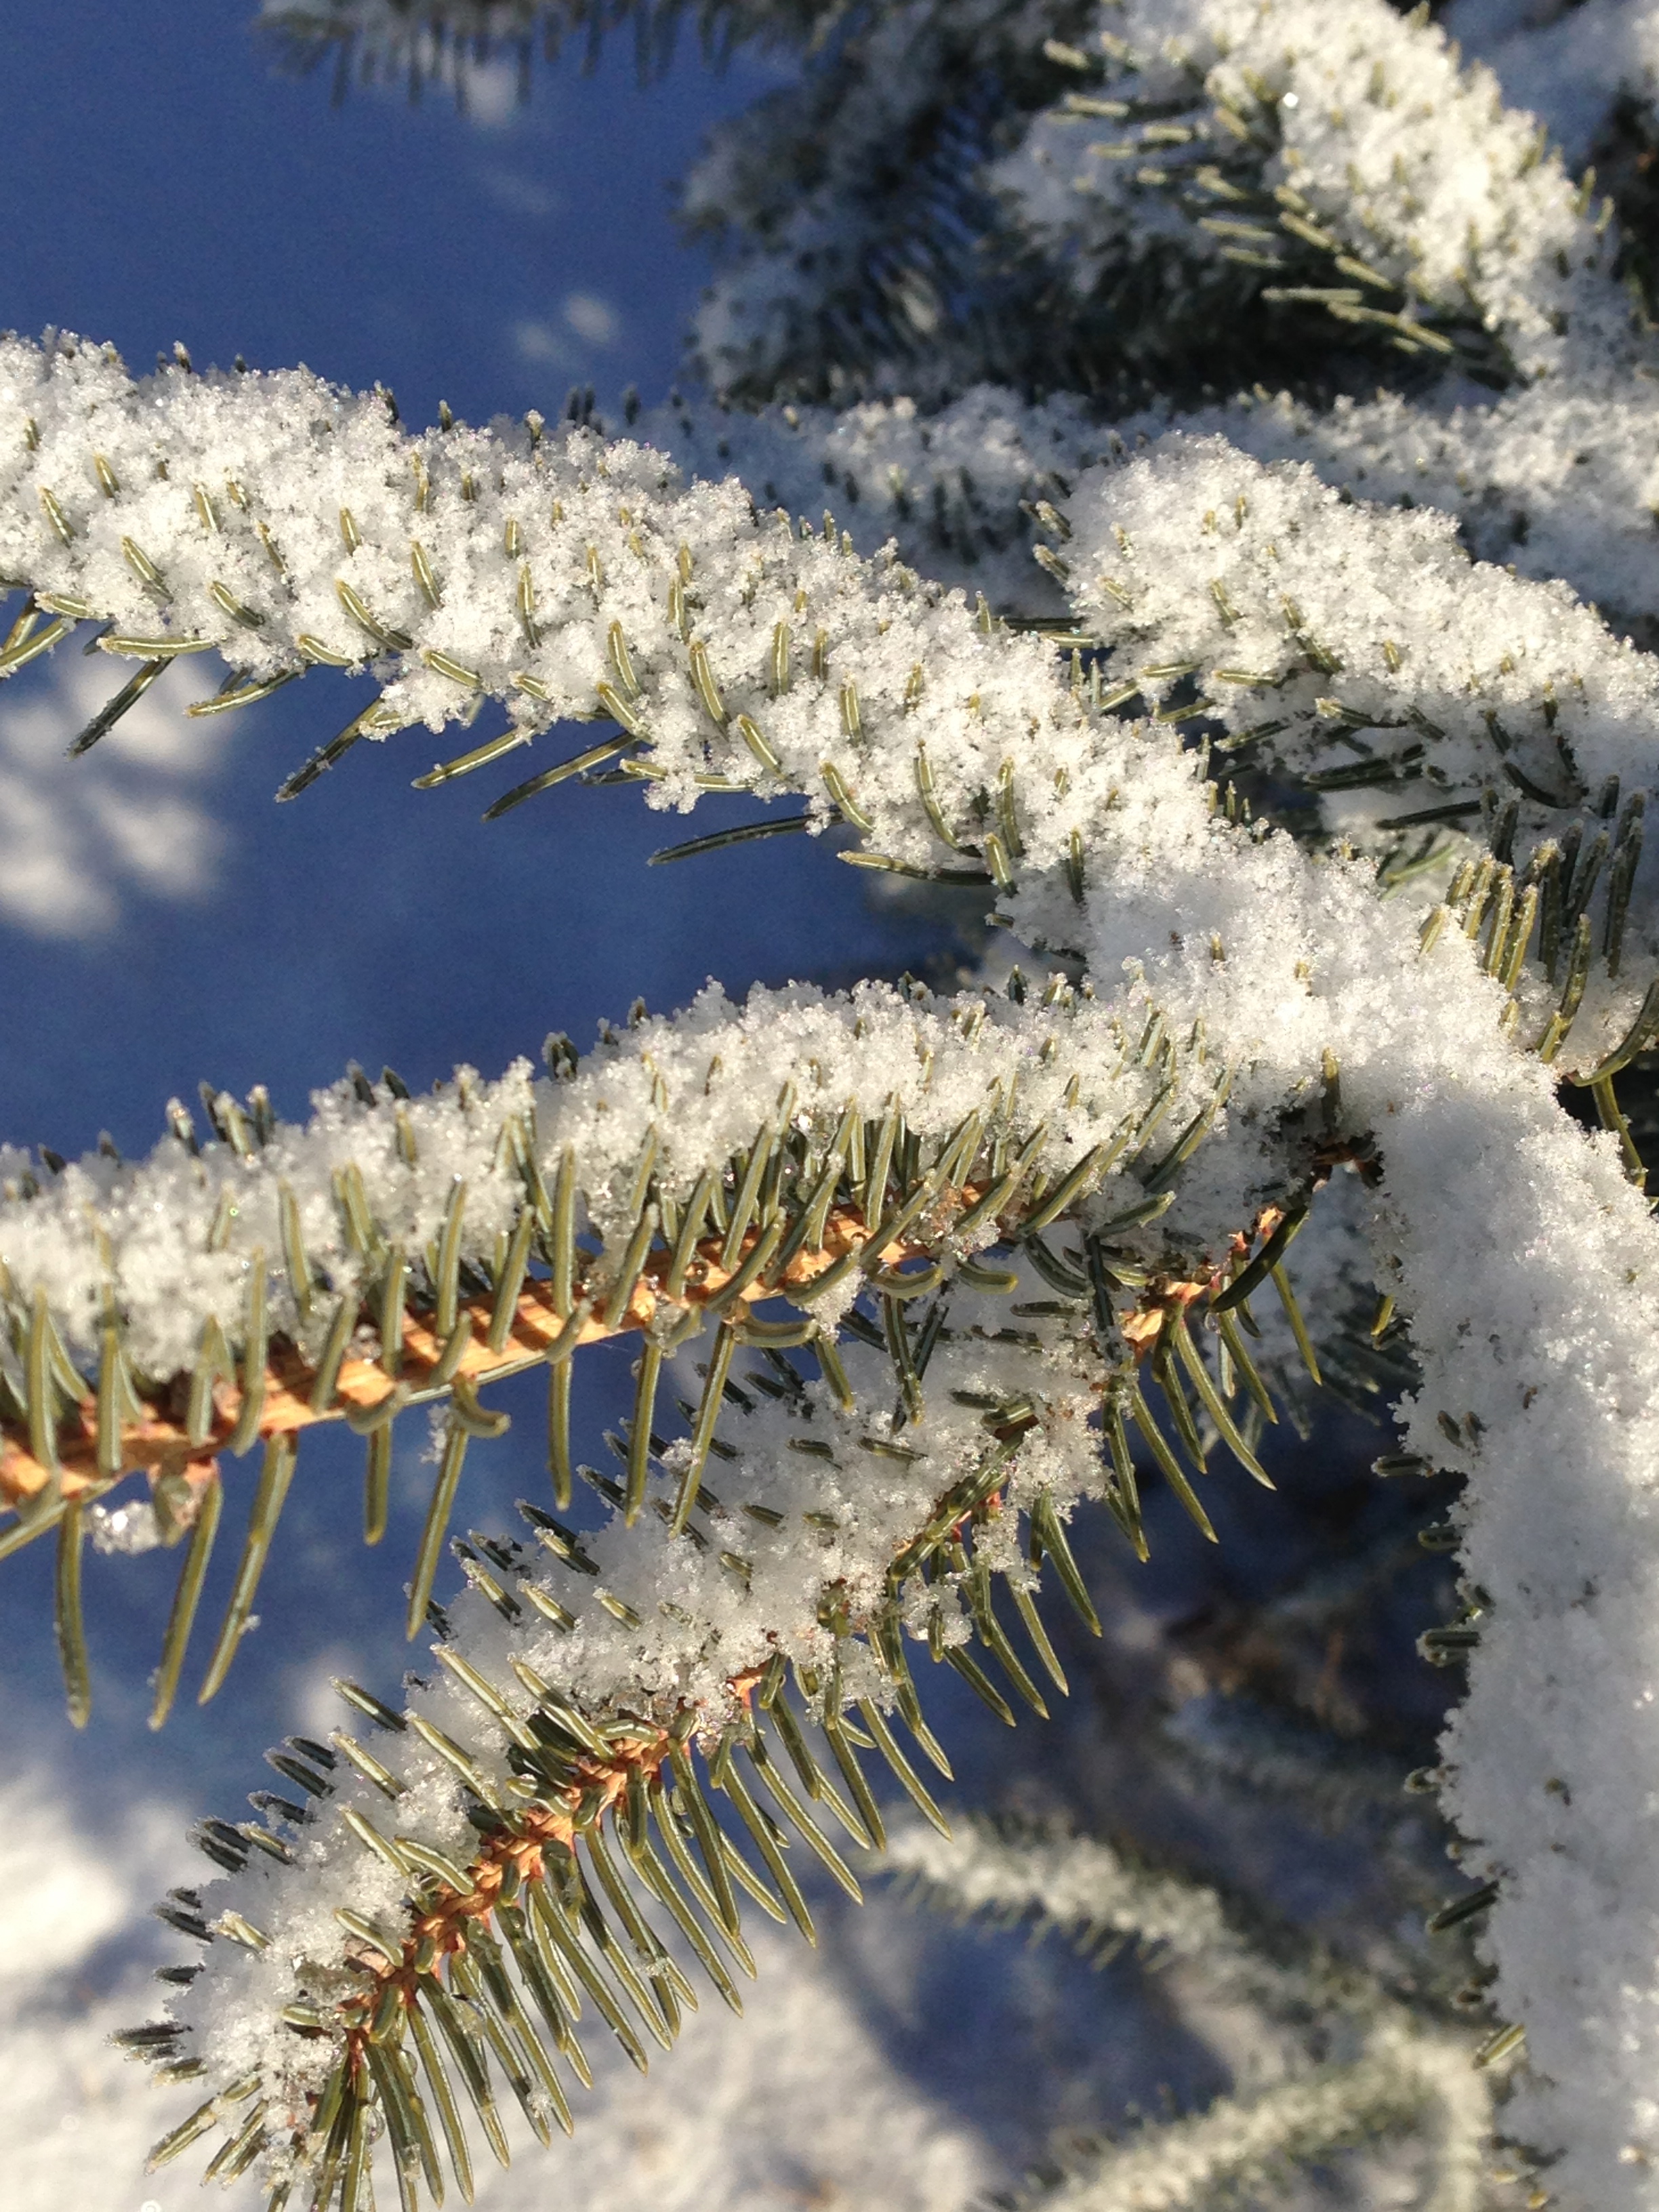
1184,372,1659,629
1061,433,1659,907
885,1816,1492,2209
0,335,1109,851
0,977,1195,1385
12,304,1659,2196
997,0,1637,377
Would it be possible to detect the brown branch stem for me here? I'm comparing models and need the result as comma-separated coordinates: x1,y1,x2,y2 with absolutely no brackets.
0,1200,955,1511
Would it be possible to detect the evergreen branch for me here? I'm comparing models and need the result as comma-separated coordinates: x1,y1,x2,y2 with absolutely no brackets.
888,1810,1271,1982
0,331,1112,880
658,352,1659,652
5,330,1656,1058
14,317,1659,2196
89,811,1659,2210
255,0,851,87
993,0,1638,387
24,0,1659,2200
1059,430,1659,981
125,1237,1290,2205
886,1809,1417,2021
680,0,1638,406
4,972,1312,1715
665,365,1659,699
887,1814,1493,2209
1159,1691,1445,1845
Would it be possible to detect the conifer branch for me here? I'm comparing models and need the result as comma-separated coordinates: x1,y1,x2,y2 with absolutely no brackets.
18,2,1659,2201
680,0,1098,405
1000,2040,1487,2212
1058,433,1659,983
4,329,1658,1052
122,1183,1292,2203
993,0,1637,385
886,1814,1494,2210
3,973,1299,1715
680,0,1639,404
256,0,846,86
13,308,1659,2200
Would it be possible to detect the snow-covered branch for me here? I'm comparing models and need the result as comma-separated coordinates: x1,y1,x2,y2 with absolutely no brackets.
1452,0,1659,169
8,329,1659,1038
659,365,1659,644
887,1815,1493,2211
1004,2039,1486,2212
1060,432,1659,974
994,0,1638,384
130,1319,1132,2190
682,0,1645,405
26,0,1659,2199
255,0,841,87
0,968,1225,1511
16,313,1659,2196
0,331,1118,851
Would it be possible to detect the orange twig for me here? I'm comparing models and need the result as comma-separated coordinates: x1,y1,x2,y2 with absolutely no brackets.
0,1200,951,1511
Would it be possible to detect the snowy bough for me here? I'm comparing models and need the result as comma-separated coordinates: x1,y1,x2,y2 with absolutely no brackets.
11,0,1659,2204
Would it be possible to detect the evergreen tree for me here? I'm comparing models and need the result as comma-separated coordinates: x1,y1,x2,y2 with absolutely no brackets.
8,0,1659,2203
